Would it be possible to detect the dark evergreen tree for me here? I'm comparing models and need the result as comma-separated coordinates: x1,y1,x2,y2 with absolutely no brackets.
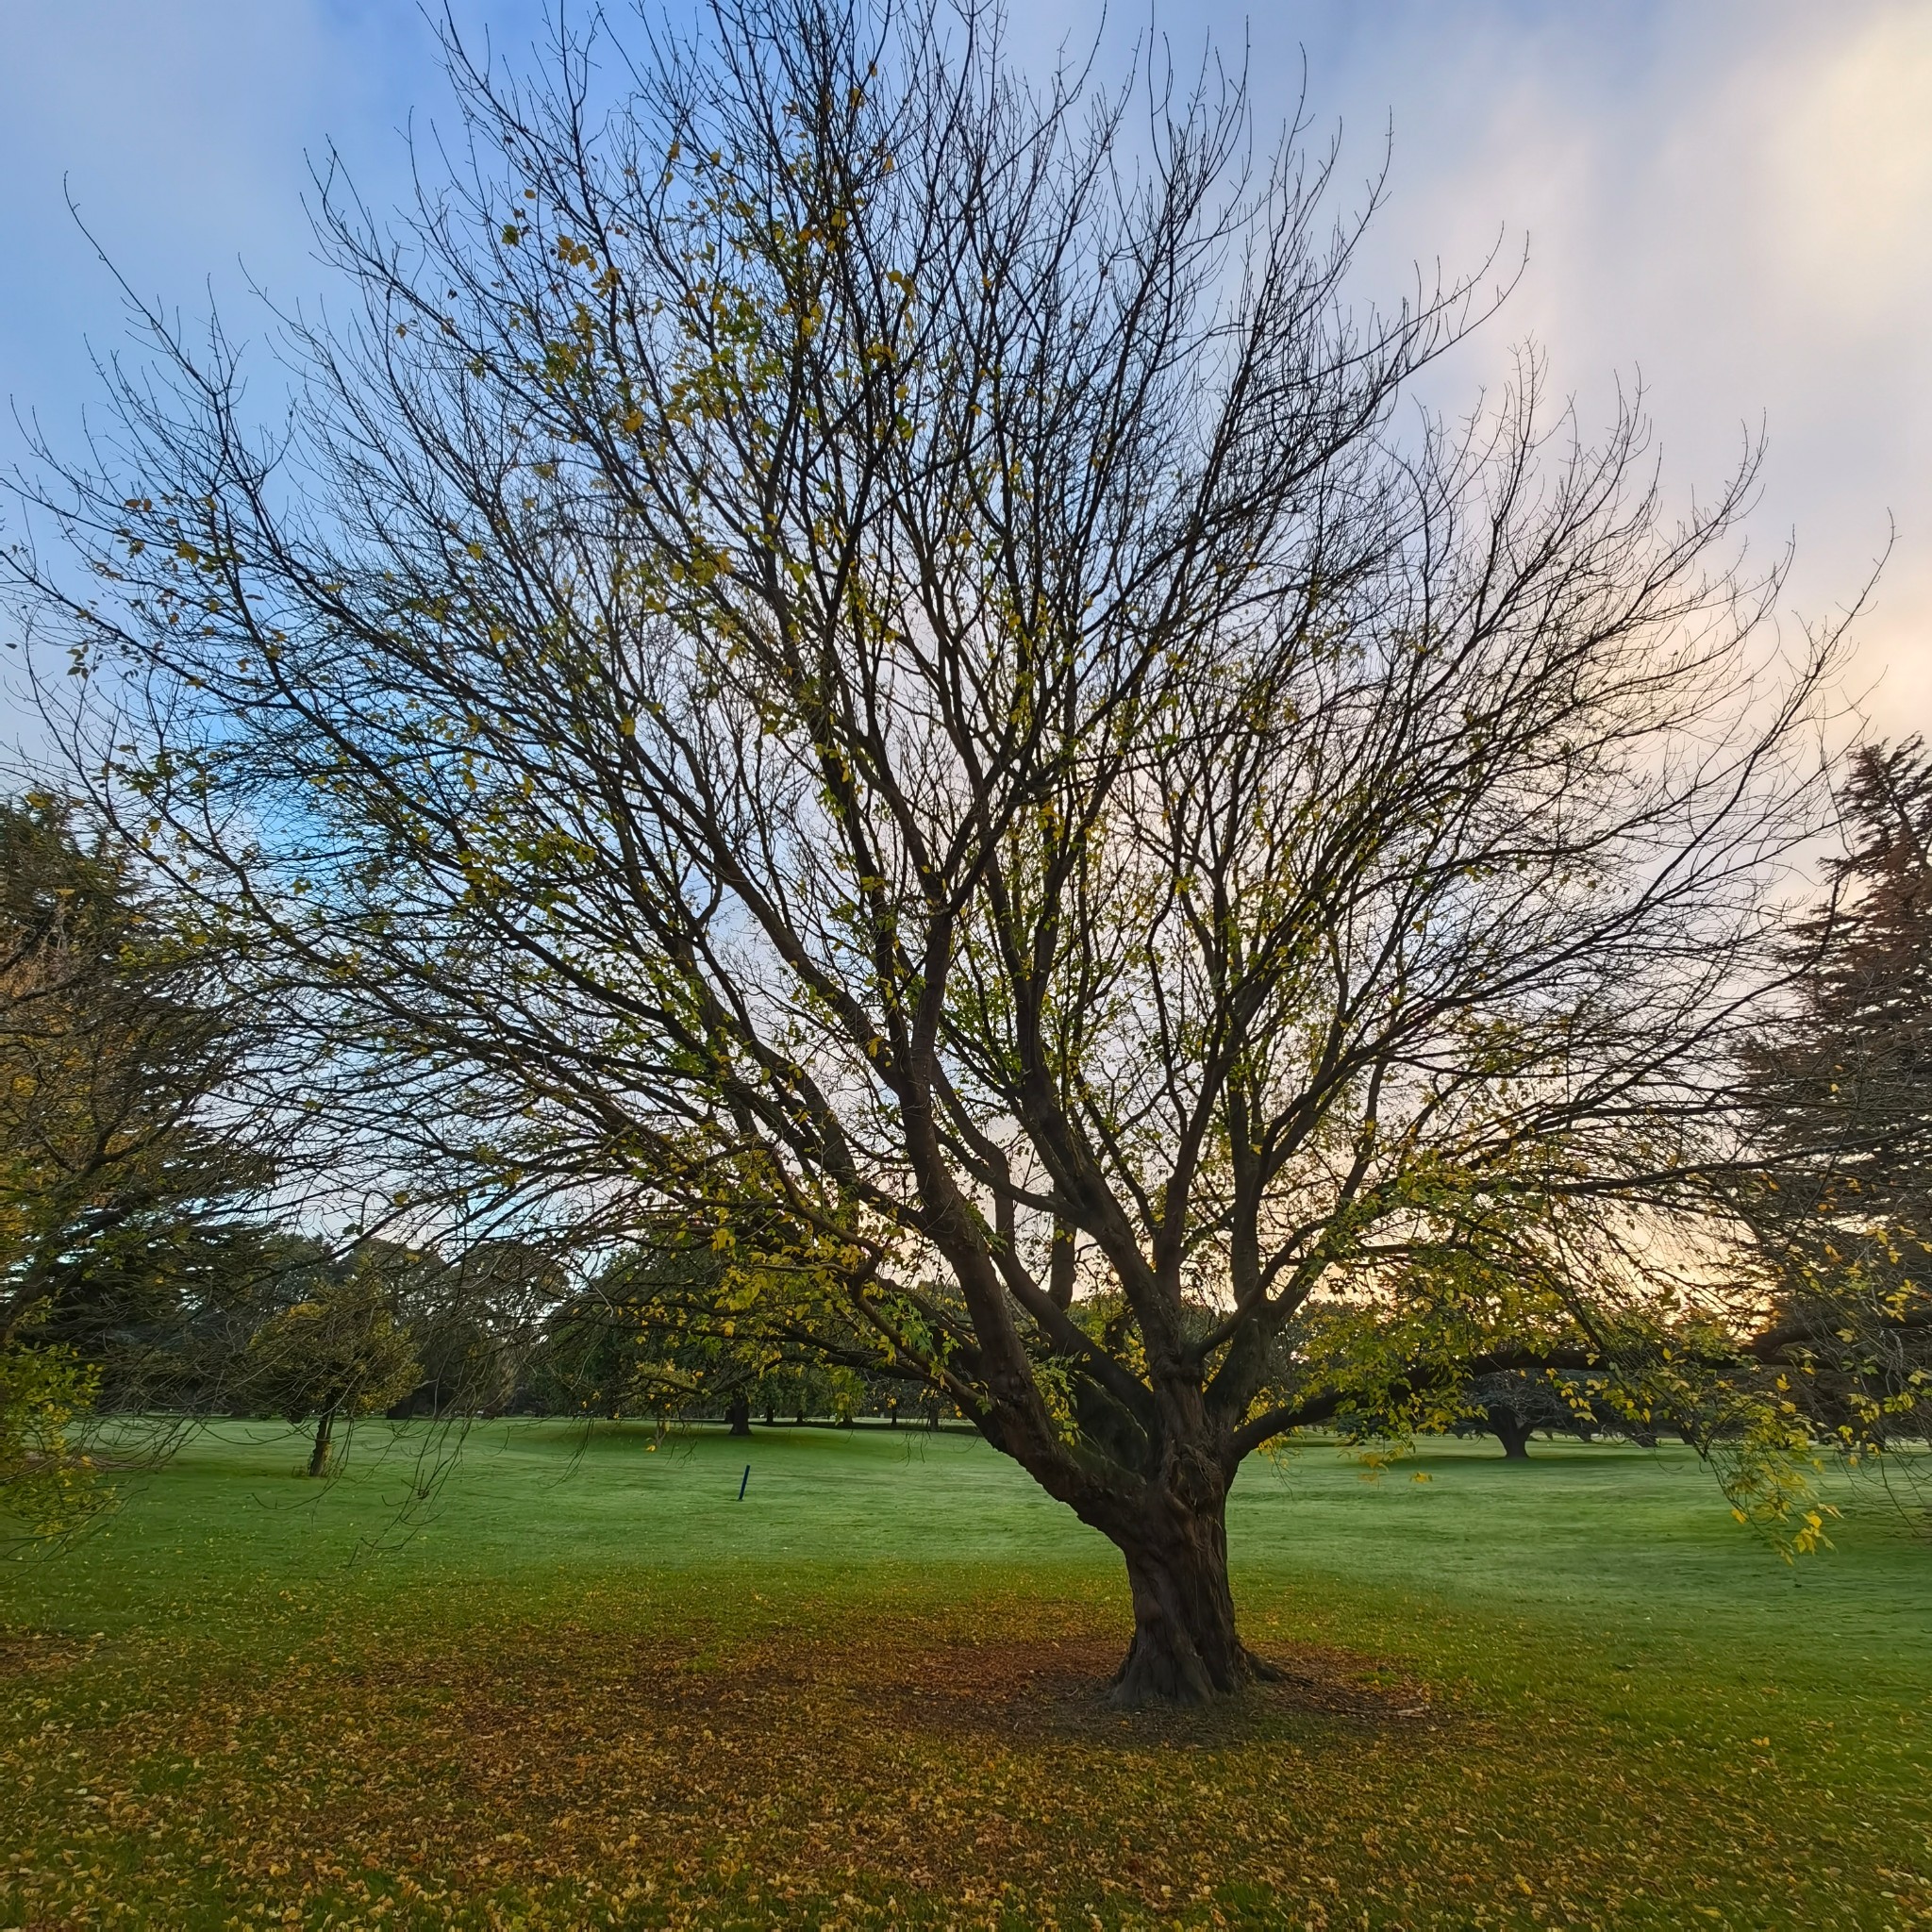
1742,740,1932,1447
384,1239,553,1419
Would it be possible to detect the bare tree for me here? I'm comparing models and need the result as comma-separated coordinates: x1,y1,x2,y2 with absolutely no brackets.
8,0,1844,1701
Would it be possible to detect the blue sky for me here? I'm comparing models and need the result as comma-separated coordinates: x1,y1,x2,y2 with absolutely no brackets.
3,1,1928,730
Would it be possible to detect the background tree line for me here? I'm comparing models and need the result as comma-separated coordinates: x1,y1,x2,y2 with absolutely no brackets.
7,729,1930,1514
0,803,967,1527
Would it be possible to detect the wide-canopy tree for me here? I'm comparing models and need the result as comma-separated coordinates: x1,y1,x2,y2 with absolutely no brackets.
11,1,1848,1699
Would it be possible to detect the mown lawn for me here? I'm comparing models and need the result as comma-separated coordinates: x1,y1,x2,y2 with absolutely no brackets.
2,1421,1928,1929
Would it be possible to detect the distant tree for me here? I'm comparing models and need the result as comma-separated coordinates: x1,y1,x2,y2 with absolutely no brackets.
385,1239,552,1419
1446,1368,1654,1457
13,1,1850,1700
241,1259,420,1475
519,1301,643,1421
1740,740,1932,1449
1458,1372,1563,1459
556,1235,869,1435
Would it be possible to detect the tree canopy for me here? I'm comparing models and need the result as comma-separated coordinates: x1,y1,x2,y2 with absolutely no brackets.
8,0,1854,1698
0,796,274,1358
0,794,281,1531
241,1258,422,1476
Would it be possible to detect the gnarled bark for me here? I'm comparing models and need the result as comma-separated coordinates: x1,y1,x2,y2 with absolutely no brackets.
1103,1465,1274,1707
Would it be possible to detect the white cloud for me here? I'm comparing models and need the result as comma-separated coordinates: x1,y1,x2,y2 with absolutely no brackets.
3,0,1927,737
1773,7,1932,309
1282,0,1932,734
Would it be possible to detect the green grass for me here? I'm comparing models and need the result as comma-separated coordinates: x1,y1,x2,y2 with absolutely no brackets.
3,1421,1929,1929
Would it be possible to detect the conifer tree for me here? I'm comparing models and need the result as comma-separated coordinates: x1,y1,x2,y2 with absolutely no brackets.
1743,741,1932,1446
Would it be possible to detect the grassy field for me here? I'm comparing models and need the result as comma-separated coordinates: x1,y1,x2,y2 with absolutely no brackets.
2,1422,1929,1930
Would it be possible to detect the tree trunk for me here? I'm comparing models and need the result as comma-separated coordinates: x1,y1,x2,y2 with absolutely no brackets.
1108,1484,1269,1707
1486,1407,1532,1459
307,1408,335,1478
725,1394,752,1437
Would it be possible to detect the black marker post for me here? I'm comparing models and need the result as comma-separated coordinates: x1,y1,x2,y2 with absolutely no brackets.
738,1464,751,1501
